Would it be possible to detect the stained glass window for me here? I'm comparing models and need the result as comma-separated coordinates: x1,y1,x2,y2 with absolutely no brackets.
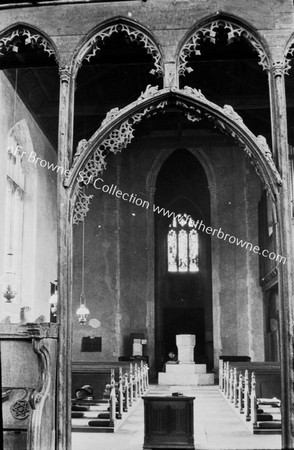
167,213,199,272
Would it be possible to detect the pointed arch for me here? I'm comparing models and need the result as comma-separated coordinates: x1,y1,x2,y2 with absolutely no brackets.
65,85,281,226
177,12,271,76
147,147,216,195
0,22,59,62
71,16,163,79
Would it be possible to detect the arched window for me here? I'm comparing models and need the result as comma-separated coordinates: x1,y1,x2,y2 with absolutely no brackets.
167,213,199,273
4,134,25,300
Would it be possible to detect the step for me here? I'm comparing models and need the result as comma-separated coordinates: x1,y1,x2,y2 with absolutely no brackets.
165,364,207,374
158,372,214,385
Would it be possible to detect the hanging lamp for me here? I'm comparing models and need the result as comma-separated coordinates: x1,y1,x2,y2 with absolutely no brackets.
76,202,90,325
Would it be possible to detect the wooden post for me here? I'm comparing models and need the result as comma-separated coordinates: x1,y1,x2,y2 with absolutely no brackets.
223,362,227,394
238,373,244,414
226,364,230,397
129,364,134,404
57,64,74,450
124,372,129,412
146,364,149,389
109,383,116,428
219,359,223,390
244,370,250,421
141,360,145,392
134,363,138,400
117,367,123,419
233,368,238,407
250,372,257,427
110,368,115,386
139,365,143,396
229,368,234,402
268,60,294,449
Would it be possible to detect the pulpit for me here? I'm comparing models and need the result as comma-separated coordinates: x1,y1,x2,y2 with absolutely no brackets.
1,323,58,450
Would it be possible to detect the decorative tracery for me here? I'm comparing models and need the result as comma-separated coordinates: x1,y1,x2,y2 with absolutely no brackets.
283,45,294,75
71,86,167,224
179,19,269,76
0,27,56,59
168,214,199,273
70,85,281,224
81,23,163,76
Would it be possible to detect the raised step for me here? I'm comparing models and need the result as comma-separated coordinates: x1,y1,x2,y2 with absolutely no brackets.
165,364,207,374
158,372,214,385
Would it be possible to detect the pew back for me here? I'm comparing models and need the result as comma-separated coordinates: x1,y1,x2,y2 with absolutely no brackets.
227,362,281,399
72,361,131,399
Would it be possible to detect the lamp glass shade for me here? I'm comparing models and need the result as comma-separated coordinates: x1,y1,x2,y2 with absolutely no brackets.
1,272,18,302
76,303,90,325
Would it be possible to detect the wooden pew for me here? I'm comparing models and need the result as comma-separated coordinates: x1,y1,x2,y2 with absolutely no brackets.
72,361,149,432
219,361,281,434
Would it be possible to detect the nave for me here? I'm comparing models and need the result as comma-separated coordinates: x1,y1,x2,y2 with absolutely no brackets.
72,385,281,450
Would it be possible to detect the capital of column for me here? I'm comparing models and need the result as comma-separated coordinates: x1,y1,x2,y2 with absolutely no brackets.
271,60,288,78
59,65,71,83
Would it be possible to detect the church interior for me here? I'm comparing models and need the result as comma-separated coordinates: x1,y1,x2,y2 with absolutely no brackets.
0,0,293,449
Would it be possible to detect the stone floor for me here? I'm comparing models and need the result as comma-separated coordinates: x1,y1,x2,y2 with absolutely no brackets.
72,385,282,450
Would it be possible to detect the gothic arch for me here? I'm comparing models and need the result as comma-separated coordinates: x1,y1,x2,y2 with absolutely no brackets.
177,12,271,77
70,16,164,79
0,22,59,62
147,147,216,195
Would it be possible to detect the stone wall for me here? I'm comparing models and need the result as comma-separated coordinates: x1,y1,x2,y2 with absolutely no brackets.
72,128,263,365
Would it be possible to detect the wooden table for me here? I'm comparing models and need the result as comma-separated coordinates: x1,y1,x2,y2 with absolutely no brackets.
142,395,195,449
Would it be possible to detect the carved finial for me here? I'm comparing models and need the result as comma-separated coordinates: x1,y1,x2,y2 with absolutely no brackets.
138,84,159,102
101,107,120,128
223,104,244,125
73,139,87,165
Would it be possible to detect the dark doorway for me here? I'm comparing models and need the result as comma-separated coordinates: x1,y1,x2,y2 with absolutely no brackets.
154,149,213,372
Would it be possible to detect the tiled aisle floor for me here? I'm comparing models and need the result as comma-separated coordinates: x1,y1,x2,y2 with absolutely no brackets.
72,385,281,450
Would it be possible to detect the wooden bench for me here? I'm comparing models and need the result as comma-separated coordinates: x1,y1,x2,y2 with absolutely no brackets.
72,361,131,399
72,361,149,432
219,360,281,434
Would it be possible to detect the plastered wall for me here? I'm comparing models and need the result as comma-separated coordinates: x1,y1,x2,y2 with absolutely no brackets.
72,128,263,364
0,72,57,323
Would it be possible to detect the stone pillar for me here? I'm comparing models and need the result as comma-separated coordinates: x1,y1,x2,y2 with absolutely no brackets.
176,334,195,364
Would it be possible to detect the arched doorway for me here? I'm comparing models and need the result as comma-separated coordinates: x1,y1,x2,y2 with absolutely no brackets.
154,149,212,371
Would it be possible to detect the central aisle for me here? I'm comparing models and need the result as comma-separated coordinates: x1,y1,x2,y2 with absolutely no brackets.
72,385,281,450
